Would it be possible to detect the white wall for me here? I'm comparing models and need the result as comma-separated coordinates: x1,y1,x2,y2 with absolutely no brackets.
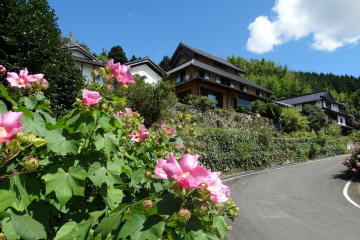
337,115,345,125
75,62,101,83
70,50,87,58
316,100,322,108
129,65,162,84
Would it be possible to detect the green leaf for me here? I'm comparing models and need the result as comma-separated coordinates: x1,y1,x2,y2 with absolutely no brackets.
0,100,8,114
17,106,34,119
20,113,47,136
88,162,122,187
185,215,202,233
42,166,88,207
153,182,164,193
33,94,45,101
11,213,47,240
118,214,165,240
93,110,101,121
10,175,38,211
93,130,119,154
28,202,50,231
44,129,79,155
0,190,16,211
212,214,227,238
130,166,145,186
21,96,37,110
156,194,183,217
165,137,183,145
99,112,110,129
101,186,124,210
2,221,20,240
112,95,126,104
93,204,128,238
54,222,77,240
0,211,11,220
39,109,56,125
184,230,219,240
74,114,96,134
0,83,17,106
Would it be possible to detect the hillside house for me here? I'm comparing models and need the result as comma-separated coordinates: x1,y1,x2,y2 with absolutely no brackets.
166,42,273,110
127,55,166,84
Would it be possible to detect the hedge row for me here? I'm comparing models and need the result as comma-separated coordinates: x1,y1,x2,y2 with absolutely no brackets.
188,129,348,173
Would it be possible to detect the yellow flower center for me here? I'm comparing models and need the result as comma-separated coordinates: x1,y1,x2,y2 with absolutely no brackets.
19,78,25,84
181,172,190,178
209,186,217,191
0,127,8,138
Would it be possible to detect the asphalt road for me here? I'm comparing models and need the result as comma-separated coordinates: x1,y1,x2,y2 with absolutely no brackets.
224,155,360,240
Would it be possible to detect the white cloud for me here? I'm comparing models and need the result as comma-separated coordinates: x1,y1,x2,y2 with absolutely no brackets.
246,0,360,53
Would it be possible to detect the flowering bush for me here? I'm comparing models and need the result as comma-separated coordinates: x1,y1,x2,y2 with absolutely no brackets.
0,63,238,239
342,142,360,175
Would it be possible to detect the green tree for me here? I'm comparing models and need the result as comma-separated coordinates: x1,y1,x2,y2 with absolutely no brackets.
280,108,309,133
302,104,327,131
261,102,282,124
98,48,109,62
158,55,170,72
129,55,138,62
108,45,128,64
0,0,84,117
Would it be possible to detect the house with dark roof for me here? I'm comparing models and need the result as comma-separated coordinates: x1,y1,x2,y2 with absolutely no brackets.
166,42,273,109
68,44,106,82
276,89,353,129
127,55,166,83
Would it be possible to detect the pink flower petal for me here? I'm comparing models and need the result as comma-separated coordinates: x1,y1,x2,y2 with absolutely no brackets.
190,166,211,187
163,152,182,179
180,154,199,173
155,158,168,179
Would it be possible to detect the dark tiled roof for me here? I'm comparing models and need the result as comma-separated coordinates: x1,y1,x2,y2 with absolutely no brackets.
72,56,106,66
68,44,106,66
126,55,166,75
166,59,272,93
276,89,345,106
170,42,245,73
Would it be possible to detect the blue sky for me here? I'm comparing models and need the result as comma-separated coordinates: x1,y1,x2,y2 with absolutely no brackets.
48,0,360,77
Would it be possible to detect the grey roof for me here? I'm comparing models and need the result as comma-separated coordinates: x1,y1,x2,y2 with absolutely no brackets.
125,55,166,75
270,100,294,108
72,56,106,66
276,89,345,106
68,44,106,66
169,42,245,73
166,59,272,93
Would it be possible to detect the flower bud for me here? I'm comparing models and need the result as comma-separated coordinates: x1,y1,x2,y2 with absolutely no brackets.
101,102,108,110
24,156,40,171
233,212,238,218
200,190,211,201
172,182,184,195
226,197,233,206
187,142,194,148
134,113,140,118
169,118,175,124
226,225,232,231
118,101,126,108
142,200,154,211
91,69,99,79
178,208,191,223
104,84,112,93
195,202,208,215
174,145,181,152
185,117,191,123
34,78,42,86
186,148,192,154
41,83,49,90
45,100,50,106
0,65,6,76
12,106,18,111
10,169,18,175
34,138,46,148
121,136,127,141
102,74,110,83
99,67,106,75
6,140,23,152
107,106,114,113
81,105,87,114
105,65,111,74
0,232,5,240
234,206,240,211
117,83,128,91
189,128,195,133
91,103,99,109
16,131,24,140
193,122,198,127
127,134,133,139
26,83,32,90
24,131,36,143
149,163,154,168
176,124,183,131
177,113,183,119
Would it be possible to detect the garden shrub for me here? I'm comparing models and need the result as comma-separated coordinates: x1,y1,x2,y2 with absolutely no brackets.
302,104,327,131
260,102,282,124
0,62,237,239
236,104,250,113
325,122,342,137
280,107,309,133
182,94,218,111
251,100,265,114
119,78,177,127
342,142,360,176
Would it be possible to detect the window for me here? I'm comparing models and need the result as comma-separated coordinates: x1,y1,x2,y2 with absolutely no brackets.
256,90,263,97
326,102,331,108
176,71,185,84
216,76,221,83
201,88,223,108
199,70,210,80
340,118,343,124
232,98,237,109
177,90,191,102
230,81,235,88
240,84,248,92
238,98,252,106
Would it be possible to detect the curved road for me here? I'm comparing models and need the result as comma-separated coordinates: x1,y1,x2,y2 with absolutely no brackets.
225,155,360,240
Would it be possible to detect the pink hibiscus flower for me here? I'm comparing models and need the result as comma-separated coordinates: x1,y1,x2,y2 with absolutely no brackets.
0,65,6,75
106,59,115,69
117,108,133,118
206,171,230,203
0,111,23,144
34,74,48,88
155,158,168,179
357,162,360,167
161,124,176,137
82,89,100,106
131,124,149,142
6,68,37,88
111,63,134,84
351,168,357,172
163,153,211,188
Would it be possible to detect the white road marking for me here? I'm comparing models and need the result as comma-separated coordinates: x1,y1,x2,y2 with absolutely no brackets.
343,177,360,209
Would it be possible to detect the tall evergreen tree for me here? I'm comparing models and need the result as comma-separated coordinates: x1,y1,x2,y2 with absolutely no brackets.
158,56,170,72
0,0,84,117
108,45,128,64
129,55,138,62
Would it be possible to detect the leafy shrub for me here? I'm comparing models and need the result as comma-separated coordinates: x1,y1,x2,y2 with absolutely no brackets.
302,104,327,131
280,107,309,133
182,94,218,111
0,63,237,239
260,102,282,124
236,104,250,113
251,100,265,114
325,122,342,137
342,142,360,176
120,78,177,126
